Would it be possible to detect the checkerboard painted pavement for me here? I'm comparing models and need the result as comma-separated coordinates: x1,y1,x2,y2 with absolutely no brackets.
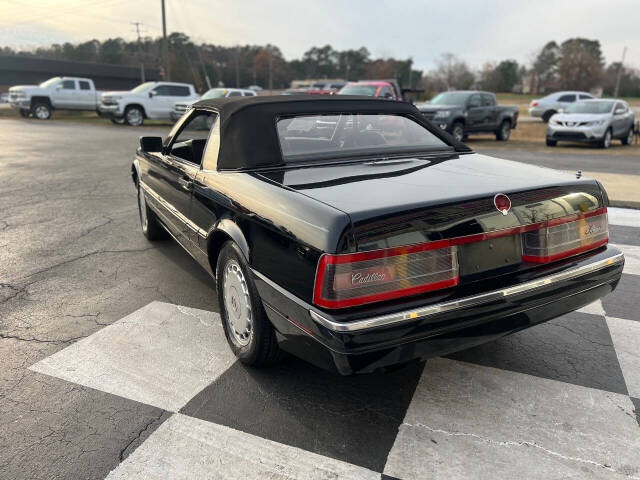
29,207,640,479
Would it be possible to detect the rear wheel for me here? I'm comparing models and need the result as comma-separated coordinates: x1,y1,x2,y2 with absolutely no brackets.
216,241,282,367
31,102,51,120
450,122,464,142
495,120,511,141
621,127,634,145
137,185,166,241
599,129,612,149
125,106,144,126
546,138,557,147
542,110,556,123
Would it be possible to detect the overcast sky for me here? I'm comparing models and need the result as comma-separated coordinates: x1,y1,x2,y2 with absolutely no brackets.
1,0,638,71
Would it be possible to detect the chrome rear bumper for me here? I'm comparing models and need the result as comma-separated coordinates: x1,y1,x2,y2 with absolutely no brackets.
309,251,624,332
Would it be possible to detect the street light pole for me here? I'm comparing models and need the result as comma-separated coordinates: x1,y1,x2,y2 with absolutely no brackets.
613,47,627,98
161,0,170,81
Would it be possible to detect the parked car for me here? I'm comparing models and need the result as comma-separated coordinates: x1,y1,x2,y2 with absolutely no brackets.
338,79,422,103
546,99,635,148
0,92,9,103
281,89,310,95
529,91,595,122
171,88,256,121
418,91,519,142
247,85,263,92
8,76,102,119
98,81,199,126
307,81,346,95
131,96,623,375
338,81,401,100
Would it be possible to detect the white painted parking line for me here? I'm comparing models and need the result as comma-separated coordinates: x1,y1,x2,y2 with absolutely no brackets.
384,358,640,480
30,302,236,412
105,413,380,480
608,207,640,228
612,243,640,276
576,299,606,316
607,316,640,399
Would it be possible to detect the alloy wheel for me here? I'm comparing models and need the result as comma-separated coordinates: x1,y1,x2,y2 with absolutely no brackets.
34,105,50,120
452,125,464,142
603,130,611,148
501,122,510,140
138,187,148,231
126,108,143,126
222,260,253,347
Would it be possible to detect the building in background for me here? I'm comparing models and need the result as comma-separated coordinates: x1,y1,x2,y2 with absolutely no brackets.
0,55,161,92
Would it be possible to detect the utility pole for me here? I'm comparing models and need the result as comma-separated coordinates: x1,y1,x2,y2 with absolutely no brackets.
131,22,145,83
161,0,170,81
268,46,273,91
613,46,627,98
196,46,212,89
234,46,240,88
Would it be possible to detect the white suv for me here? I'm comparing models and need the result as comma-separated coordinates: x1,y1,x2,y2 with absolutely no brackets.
99,81,199,126
170,88,256,121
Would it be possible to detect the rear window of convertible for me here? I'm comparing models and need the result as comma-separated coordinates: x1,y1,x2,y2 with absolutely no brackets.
276,113,448,161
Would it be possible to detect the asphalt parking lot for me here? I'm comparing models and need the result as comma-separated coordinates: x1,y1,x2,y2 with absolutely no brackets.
1,118,640,479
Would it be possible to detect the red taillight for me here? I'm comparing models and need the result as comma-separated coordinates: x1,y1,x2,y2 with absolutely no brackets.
522,210,609,263
531,101,538,107
313,241,459,309
313,208,609,309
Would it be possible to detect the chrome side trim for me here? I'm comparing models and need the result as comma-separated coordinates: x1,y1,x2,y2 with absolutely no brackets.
139,180,206,238
309,252,624,332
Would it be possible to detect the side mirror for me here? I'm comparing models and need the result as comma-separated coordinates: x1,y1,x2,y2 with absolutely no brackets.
383,92,394,99
149,91,156,98
615,108,625,115
55,84,63,90
139,136,163,153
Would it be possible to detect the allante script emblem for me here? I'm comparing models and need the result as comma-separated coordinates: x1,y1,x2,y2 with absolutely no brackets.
584,224,602,235
352,272,386,285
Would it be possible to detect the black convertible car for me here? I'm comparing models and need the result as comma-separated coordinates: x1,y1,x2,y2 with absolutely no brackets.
132,96,624,375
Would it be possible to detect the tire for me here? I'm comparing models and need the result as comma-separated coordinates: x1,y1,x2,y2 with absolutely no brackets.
621,127,634,146
546,138,557,147
124,105,144,126
496,120,511,141
599,129,612,149
216,241,282,367
110,117,125,125
450,122,465,142
19,108,29,118
542,110,556,123
31,102,51,120
137,184,166,241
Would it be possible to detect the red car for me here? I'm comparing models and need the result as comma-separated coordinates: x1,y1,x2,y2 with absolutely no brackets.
338,81,400,100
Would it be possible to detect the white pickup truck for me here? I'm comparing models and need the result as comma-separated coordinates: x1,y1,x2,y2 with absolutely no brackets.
98,81,199,126
9,76,102,119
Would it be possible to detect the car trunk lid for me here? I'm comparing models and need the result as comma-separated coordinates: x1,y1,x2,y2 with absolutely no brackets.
259,153,606,285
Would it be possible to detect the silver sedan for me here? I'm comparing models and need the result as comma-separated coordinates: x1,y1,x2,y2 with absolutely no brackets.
546,99,635,149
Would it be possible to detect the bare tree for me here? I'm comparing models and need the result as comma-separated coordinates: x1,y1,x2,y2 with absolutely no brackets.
433,53,475,90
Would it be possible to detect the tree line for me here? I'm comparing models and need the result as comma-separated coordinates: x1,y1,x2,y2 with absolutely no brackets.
2,34,638,97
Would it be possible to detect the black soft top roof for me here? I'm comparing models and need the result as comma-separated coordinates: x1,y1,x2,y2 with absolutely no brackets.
193,95,469,170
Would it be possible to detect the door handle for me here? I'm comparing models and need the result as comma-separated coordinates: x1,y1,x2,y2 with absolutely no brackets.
178,177,193,191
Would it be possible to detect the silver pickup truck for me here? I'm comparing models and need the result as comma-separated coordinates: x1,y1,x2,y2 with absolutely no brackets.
9,76,102,119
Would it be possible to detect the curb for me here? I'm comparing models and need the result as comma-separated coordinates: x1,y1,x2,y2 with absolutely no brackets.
609,200,640,210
